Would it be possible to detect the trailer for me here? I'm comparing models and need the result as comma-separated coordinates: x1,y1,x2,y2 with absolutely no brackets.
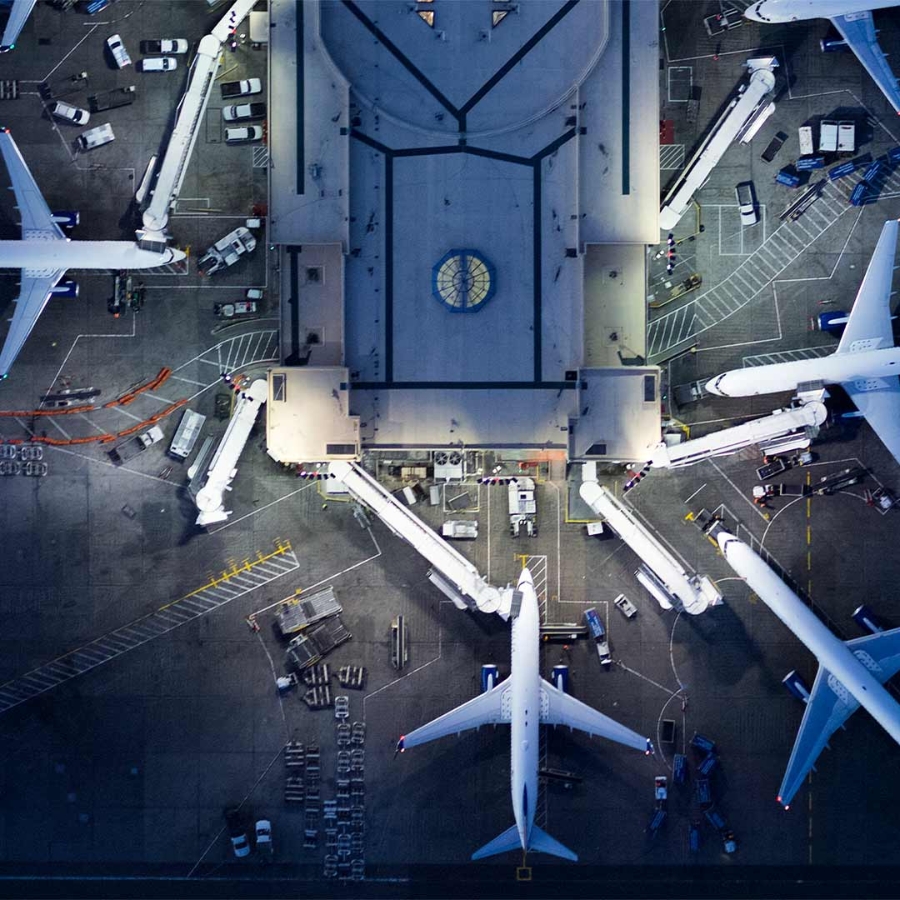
276,586,342,636
198,226,257,276
88,85,136,112
285,615,352,671
107,425,164,465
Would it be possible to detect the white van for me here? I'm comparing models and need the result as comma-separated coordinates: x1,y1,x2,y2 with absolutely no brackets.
140,57,177,73
77,123,115,151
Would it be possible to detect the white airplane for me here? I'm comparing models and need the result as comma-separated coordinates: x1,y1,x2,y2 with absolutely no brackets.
397,567,652,862
0,0,36,52
0,129,186,379
716,529,900,808
706,219,900,465
744,1,900,114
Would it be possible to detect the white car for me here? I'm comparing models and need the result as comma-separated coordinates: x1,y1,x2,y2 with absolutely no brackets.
140,39,188,54
225,126,263,144
106,34,132,68
140,57,177,72
735,181,759,227
255,820,273,857
225,808,250,858
222,102,266,122
49,100,90,125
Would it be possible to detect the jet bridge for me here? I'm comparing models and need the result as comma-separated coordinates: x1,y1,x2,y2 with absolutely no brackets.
139,0,257,245
328,461,509,617
649,402,826,469
580,464,721,615
194,377,267,527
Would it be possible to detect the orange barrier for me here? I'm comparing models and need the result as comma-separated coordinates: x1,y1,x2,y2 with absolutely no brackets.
103,367,172,408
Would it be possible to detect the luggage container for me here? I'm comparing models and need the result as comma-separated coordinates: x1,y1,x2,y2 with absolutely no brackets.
796,156,825,170
776,169,800,187
818,120,838,153
798,125,814,156
837,121,855,154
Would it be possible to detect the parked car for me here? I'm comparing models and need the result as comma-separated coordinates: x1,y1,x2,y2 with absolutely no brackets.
224,808,251,858
221,78,263,98
19,444,43,461
255,820,273,858
223,102,266,122
49,100,90,125
76,123,115,151
140,39,188,54
735,181,758,226
106,34,132,68
139,57,177,72
225,126,263,144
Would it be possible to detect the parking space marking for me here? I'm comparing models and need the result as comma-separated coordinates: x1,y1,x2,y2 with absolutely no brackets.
0,542,299,715
666,66,693,103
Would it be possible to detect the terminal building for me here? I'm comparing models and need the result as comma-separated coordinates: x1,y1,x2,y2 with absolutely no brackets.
263,0,661,468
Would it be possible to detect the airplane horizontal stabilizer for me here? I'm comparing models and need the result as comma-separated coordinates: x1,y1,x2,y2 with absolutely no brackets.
471,824,521,861
528,824,578,862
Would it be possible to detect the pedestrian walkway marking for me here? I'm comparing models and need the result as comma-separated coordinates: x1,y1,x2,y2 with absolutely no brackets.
171,330,279,380
0,541,299,714
660,144,685,170
742,345,832,367
647,174,863,363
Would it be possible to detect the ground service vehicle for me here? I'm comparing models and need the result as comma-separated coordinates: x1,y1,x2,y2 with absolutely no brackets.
168,408,206,460
838,121,855,154
88,86,136,112
198,227,257,275
441,520,478,540
140,39,188,54
735,182,758,226
614,593,638,618
798,125,813,156
221,78,262,98
107,34,132,68
107,425,164,465
275,586,342,636
583,607,611,665
77,123,115,151
818,120,838,153
508,477,537,537
50,101,90,125
223,102,266,121
139,57,177,72
214,300,257,318
225,126,263,144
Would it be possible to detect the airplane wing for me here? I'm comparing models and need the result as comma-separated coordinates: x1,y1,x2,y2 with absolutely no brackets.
399,680,511,750
837,218,897,354
832,11,900,115
777,666,860,807
0,0,37,52
0,130,65,239
0,270,66,377
846,625,900,683
539,678,650,752
843,379,900,464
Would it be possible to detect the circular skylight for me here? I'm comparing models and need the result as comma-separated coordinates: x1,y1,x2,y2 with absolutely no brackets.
432,250,496,313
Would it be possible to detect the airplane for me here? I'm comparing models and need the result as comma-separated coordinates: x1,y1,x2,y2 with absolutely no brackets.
705,218,900,466
397,567,652,862
716,528,900,808
0,0,36,52
744,1,900,114
0,129,186,379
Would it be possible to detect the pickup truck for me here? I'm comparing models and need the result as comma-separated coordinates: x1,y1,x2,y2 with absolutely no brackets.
107,425,164,465
140,39,188,54
221,78,262,99
88,85,136,112
198,226,257,275
223,102,266,122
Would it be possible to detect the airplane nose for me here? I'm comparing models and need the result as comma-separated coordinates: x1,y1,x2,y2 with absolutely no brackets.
716,531,733,554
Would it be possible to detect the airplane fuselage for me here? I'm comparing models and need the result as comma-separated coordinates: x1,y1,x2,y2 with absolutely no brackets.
509,571,541,854
705,346,900,397
0,239,184,271
745,0,899,23
718,533,900,754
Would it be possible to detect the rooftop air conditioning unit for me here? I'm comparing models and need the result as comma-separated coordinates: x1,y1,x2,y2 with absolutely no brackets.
433,450,464,481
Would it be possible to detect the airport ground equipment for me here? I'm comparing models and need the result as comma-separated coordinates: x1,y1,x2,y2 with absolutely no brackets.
106,424,164,465
391,615,408,670
583,608,611,665
580,464,721,615
138,0,257,246
614,594,638,618
650,403,825,470
168,408,205,460
712,526,900,808
194,377,267,526
198,226,256,275
509,477,538,537
337,666,366,689
88,85,136,112
276,586,342,635
660,57,778,230
286,617,351,672
329,460,509,616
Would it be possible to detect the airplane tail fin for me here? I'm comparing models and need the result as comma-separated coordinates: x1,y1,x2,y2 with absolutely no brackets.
470,823,579,861
471,824,521,861
528,824,578,861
